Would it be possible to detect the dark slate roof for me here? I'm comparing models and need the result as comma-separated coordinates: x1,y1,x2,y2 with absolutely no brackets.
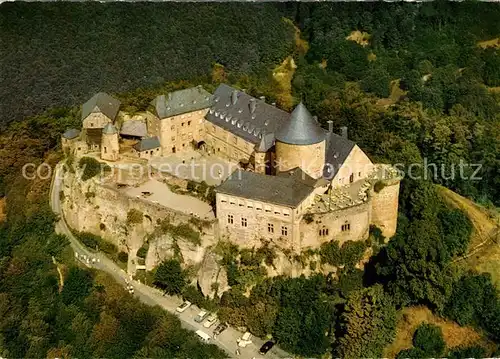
206,84,290,146
133,136,160,152
102,123,118,135
323,131,356,178
62,128,80,140
277,167,319,187
120,120,147,137
216,169,314,208
275,103,325,145
151,86,212,119
255,132,275,152
81,92,121,122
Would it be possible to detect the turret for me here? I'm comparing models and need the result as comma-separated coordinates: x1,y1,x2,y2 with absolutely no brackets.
275,103,326,179
101,123,119,161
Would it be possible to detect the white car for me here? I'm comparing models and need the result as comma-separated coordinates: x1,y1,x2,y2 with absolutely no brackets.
194,309,209,323
237,332,252,348
203,313,218,328
176,301,191,313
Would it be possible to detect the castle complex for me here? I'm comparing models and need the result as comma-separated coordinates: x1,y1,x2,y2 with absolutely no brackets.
62,84,400,253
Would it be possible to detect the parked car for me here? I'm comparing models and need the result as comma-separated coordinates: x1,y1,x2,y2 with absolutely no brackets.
195,330,211,343
176,301,191,313
237,332,252,347
259,340,275,355
203,313,218,328
213,323,228,337
194,309,209,323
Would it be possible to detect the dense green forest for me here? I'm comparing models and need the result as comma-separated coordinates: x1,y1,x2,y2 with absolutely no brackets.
1,2,500,358
0,114,226,358
0,2,294,128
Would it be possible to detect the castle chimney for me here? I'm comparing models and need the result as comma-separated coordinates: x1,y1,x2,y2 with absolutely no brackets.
341,126,348,139
259,96,266,102
327,120,333,133
249,98,257,114
231,90,238,105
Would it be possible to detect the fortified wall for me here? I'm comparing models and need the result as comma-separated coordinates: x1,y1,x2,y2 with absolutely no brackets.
60,169,217,271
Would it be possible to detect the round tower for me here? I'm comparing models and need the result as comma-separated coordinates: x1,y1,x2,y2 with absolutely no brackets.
101,123,119,161
275,103,326,179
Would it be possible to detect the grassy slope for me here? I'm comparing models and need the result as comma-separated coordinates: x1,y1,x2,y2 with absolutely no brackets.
437,185,500,287
384,306,496,358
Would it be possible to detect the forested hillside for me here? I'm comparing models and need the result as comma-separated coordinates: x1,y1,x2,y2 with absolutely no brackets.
0,2,294,128
1,2,499,358
0,113,226,358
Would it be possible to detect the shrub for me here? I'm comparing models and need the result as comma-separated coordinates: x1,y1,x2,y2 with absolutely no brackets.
127,209,144,226
77,231,117,256
153,259,186,295
118,251,128,263
412,323,445,357
319,241,342,266
186,180,197,192
303,213,314,224
137,243,149,258
374,181,386,193
78,157,102,181
447,345,486,359
340,241,368,267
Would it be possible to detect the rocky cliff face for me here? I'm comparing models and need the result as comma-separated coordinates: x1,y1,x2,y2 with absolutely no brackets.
60,169,217,275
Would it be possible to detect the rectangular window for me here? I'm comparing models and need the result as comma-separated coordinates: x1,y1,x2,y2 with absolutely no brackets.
188,121,191,126
220,196,227,203
247,202,253,209
281,226,288,236
181,122,185,127
265,205,271,213
227,214,234,224
268,223,274,233
319,228,329,236
241,218,247,227
229,198,236,205
274,209,281,215
341,223,351,232
283,209,290,217
255,203,262,211
171,137,175,142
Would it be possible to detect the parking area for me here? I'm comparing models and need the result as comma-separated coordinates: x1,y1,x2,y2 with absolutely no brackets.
150,150,239,186
124,179,215,220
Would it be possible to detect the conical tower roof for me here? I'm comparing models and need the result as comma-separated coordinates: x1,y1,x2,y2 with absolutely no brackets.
275,103,325,145
102,123,117,135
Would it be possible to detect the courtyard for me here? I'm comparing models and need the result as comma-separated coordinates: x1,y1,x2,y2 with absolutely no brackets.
124,178,215,220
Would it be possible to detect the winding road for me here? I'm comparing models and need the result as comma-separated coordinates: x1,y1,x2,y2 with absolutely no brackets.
50,163,292,359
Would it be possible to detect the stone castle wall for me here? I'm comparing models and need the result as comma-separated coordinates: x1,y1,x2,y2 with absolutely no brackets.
82,113,112,129
60,170,217,271
275,140,326,179
299,201,371,249
204,122,255,163
101,133,120,161
369,178,400,238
